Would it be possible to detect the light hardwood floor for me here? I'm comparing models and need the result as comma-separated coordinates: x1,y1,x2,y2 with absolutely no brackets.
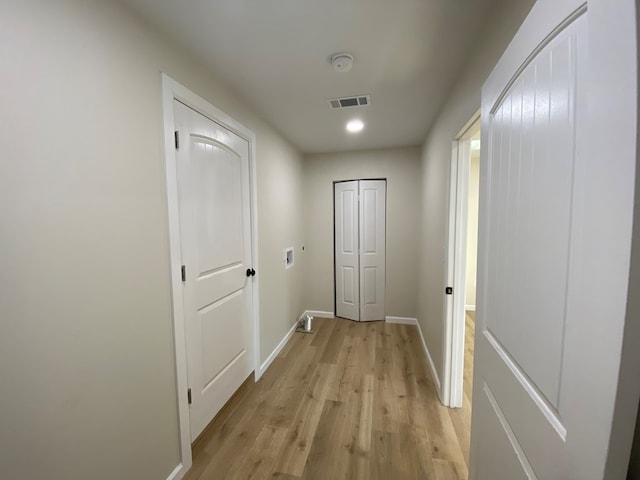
184,316,475,480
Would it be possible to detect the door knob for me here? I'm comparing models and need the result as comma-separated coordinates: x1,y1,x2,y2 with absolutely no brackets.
246,268,256,277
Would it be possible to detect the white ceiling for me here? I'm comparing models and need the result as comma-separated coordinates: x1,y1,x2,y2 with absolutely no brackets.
120,0,500,153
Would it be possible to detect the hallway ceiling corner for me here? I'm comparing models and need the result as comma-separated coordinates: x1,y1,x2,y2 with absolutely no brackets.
119,0,501,153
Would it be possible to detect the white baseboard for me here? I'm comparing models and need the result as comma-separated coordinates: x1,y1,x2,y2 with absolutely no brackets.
415,319,443,402
166,463,186,480
258,320,298,378
303,310,335,319
385,316,418,325
465,305,476,312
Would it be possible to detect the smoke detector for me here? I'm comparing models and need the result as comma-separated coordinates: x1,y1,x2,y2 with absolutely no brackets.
331,53,354,73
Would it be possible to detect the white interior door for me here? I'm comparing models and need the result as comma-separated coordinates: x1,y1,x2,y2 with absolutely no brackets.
335,181,359,321
471,1,638,478
335,180,386,321
359,180,386,321
174,100,254,441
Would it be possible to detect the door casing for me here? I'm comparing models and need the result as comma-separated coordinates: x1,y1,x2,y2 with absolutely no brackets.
442,112,480,408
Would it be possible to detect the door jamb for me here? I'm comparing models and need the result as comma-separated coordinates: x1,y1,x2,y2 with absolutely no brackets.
160,73,260,476
443,111,480,408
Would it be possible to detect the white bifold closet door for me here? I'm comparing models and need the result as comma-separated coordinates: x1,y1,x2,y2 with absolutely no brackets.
334,180,386,321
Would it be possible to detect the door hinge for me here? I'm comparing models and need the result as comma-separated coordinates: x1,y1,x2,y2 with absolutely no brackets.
181,265,186,282
445,286,453,295
174,130,180,150
187,388,192,405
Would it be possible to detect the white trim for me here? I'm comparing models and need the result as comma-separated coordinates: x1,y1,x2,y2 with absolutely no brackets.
442,113,481,409
415,319,443,401
257,320,298,378
442,140,458,408
160,74,191,472
451,132,470,400
248,113,261,382
166,464,186,480
457,112,482,140
160,73,260,475
465,305,476,312
385,316,418,325
303,310,335,319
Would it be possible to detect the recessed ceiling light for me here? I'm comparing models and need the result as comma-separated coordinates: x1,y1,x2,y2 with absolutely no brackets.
346,119,364,133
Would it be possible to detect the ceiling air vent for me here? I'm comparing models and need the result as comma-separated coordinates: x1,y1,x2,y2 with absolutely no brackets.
328,95,371,109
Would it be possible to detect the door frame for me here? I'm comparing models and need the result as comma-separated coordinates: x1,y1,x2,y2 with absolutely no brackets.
443,112,480,408
160,73,260,476
333,178,387,321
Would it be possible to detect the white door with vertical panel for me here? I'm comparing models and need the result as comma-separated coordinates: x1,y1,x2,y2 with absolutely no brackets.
335,181,359,321
471,1,635,478
174,100,254,441
359,180,386,321
335,180,386,321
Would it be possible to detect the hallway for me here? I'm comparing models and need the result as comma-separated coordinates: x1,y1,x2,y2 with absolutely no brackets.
185,318,469,480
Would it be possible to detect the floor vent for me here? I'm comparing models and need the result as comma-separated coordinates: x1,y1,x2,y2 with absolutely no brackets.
328,94,371,109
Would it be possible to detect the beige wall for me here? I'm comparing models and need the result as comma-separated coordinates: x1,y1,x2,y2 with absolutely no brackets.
303,147,421,318
0,1,304,479
256,128,306,355
465,147,480,308
417,0,535,382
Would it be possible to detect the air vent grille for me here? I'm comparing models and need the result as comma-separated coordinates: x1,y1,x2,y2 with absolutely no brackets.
328,94,371,109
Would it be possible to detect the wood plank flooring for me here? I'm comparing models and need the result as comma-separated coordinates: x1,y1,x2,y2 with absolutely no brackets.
184,317,474,480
